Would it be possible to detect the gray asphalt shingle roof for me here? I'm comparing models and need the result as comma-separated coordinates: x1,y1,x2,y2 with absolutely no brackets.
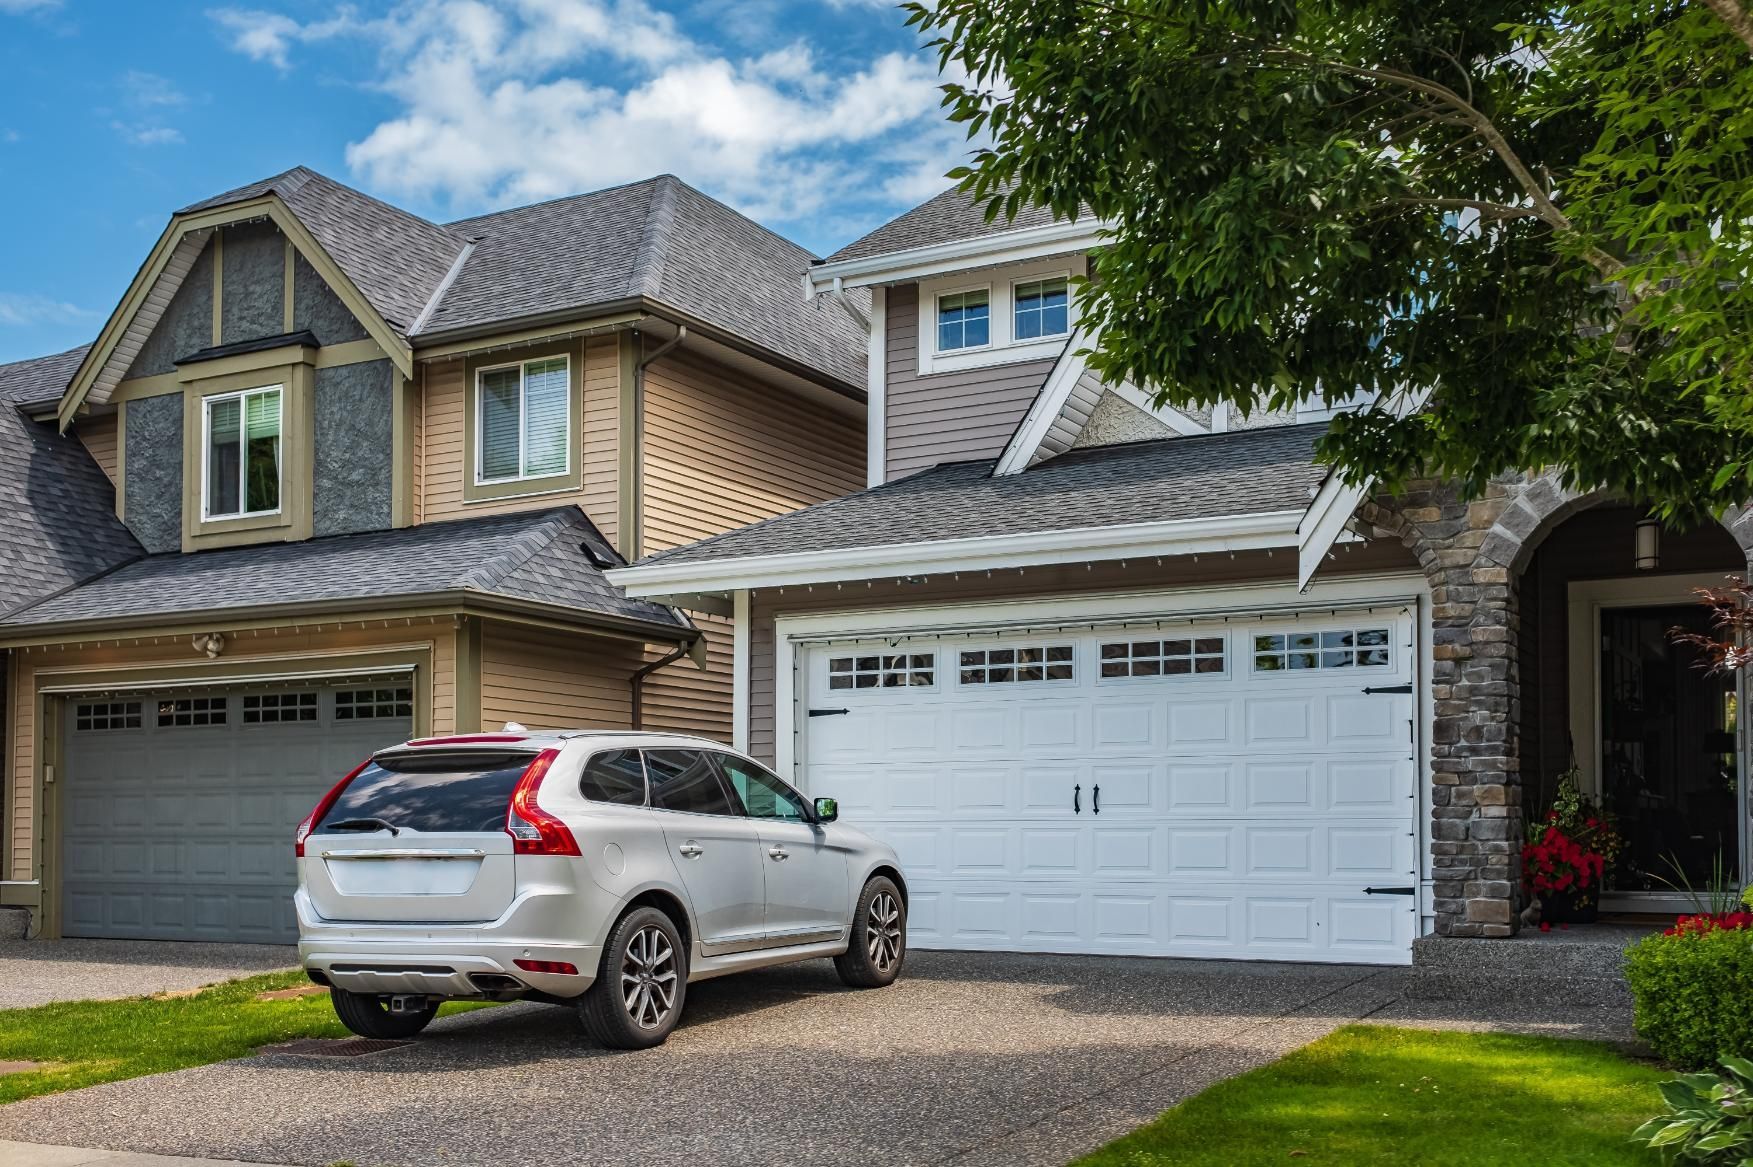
633,424,1329,568
182,168,864,387
0,346,144,617
1,505,688,633
182,166,468,337
825,186,1072,264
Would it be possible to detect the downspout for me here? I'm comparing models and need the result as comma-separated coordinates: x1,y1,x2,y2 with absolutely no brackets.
630,325,687,561
630,634,705,731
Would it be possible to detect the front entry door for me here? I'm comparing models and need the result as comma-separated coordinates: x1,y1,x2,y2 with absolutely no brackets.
714,752,848,941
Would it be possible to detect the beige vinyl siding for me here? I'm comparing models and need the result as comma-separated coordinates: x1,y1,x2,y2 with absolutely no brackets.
582,337,621,549
883,283,1056,481
637,347,862,741
744,542,1422,770
77,413,120,486
418,335,619,526
480,624,645,731
6,621,448,882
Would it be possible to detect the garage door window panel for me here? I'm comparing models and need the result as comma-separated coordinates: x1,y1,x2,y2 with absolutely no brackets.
75,702,142,732
1099,637,1227,680
645,749,740,816
242,692,317,724
334,687,414,720
158,697,228,727
1253,629,1392,672
960,645,1075,685
580,749,648,806
827,652,935,691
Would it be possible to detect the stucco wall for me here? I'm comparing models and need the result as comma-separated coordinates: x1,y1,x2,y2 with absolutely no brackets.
220,222,285,345
122,393,184,553
126,241,214,378
313,359,394,537
292,252,368,346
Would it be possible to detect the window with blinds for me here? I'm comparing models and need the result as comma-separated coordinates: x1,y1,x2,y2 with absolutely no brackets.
205,385,282,518
477,356,570,483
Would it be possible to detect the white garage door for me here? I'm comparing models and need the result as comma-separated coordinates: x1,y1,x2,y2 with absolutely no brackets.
803,609,1419,964
61,682,414,943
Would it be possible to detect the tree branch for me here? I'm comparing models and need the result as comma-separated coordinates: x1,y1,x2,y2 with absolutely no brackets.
1696,0,1753,53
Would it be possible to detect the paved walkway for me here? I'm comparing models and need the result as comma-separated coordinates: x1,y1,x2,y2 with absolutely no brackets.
0,939,296,1009
0,951,1637,1167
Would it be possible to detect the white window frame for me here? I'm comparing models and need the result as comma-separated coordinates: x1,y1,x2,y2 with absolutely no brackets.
1010,272,1072,345
932,283,994,356
1248,626,1396,675
201,384,284,522
1095,632,1231,684
916,255,1088,375
474,354,573,487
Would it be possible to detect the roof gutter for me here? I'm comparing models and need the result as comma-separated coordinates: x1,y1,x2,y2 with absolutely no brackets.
608,509,1306,602
629,635,708,731
806,219,1107,296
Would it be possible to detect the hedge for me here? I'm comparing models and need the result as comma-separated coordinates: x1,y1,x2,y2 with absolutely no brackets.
1625,925,1753,1069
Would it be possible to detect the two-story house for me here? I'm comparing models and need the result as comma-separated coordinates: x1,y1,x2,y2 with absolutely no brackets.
611,187,1753,968
0,167,864,943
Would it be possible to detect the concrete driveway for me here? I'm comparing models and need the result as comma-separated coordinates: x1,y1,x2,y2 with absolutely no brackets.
0,951,1632,1167
0,939,295,1009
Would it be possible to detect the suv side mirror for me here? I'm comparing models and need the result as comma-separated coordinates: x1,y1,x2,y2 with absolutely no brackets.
813,797,839,823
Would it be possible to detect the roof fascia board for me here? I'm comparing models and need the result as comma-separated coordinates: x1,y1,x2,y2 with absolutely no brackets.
808,219,1107,292
413,309,651,362
0,589,694,649
993,327,1091,476
608,510,1305,598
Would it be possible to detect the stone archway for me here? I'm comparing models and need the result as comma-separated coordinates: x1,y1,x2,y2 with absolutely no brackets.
1357,472,1753,937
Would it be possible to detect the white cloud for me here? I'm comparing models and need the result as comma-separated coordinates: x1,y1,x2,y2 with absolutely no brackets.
0,293,91,328
113,122,185,146
120,71,188,107
0,0,59,13
209,0,973,235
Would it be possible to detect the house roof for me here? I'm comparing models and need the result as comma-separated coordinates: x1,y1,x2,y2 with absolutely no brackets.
179,168,864,387
181,166,468,338
429,175,866,386
0,346,144,617
825,186,1070,264
0,505,689,636
630,423,1329,568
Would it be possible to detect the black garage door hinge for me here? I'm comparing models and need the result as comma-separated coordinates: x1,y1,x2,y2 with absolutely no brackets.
1363,886,1415,895
808,708,850,717
1362,683,1413,695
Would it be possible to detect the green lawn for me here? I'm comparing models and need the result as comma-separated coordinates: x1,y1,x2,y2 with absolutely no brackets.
0,970,490,1104
1074,1025,1668,1167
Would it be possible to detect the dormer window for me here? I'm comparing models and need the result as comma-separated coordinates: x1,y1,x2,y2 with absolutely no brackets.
477,356,571,484
936,289,991,351
204,385,282,519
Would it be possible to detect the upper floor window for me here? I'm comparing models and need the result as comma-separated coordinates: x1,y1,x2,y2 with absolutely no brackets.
477,356,570,485
1013,277,1069,341
204,385,281,519
937,289,991,351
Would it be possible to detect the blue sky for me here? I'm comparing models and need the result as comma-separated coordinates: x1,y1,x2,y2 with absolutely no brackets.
0,0,971,363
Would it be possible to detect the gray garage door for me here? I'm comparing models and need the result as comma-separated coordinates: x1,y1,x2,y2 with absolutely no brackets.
61,682,414,943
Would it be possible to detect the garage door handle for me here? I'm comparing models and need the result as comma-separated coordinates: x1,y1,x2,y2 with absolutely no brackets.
1073,784,1080,814
1363,886,1415,895
809,708,849,717
1092,784,1100,816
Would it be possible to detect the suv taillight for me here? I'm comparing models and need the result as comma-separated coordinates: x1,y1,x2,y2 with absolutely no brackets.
294,758,372,858
506,749,579,856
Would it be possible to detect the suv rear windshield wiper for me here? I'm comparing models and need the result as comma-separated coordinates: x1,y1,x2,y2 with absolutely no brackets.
323,817,402,836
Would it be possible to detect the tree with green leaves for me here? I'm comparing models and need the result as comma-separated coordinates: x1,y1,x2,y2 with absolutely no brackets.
905,0,1753,521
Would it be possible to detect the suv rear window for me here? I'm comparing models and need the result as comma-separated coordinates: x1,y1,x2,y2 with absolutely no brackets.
316,751,534,835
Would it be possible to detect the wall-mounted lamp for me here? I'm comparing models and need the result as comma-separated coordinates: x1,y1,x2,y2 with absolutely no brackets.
1634,518,1661,571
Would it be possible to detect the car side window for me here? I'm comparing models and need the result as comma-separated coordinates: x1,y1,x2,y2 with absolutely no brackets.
579,749,646,806
644,749,740,817
713,754,809,823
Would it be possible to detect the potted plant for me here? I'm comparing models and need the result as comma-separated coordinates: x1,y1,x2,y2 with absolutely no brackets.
1522,770,1624,924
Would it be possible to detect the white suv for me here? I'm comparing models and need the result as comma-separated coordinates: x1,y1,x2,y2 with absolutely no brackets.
293,730,906,1049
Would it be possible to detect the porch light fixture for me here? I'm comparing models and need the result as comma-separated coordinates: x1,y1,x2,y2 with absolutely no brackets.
1634,518,1661,570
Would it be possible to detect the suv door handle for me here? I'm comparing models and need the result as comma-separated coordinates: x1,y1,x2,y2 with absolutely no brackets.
678,841,704,859
768,845,789,861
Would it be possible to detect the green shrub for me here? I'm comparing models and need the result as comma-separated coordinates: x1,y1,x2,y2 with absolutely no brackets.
1634,1058,1753,1162
1626,926,1753,1069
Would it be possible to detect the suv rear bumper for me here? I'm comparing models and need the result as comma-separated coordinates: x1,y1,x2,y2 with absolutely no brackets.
295,888,600,999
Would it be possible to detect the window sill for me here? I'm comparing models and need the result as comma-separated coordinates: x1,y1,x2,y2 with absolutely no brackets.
918,335,1069,377
462,473,579,505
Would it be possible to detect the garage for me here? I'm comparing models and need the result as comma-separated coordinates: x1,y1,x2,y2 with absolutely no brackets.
801,607,1420,965
60,680,414,943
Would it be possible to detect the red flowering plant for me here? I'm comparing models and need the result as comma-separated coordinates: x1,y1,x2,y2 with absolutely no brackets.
1522,770,1624,917
1665,911,1753,936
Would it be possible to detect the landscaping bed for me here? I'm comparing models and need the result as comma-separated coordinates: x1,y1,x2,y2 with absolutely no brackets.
0,969,487,1104
1073,1024,1666,1166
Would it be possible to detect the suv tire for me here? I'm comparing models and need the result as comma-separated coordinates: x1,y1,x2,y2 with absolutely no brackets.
835,875,906,988
579,906,688,1049
330,987,439,1039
